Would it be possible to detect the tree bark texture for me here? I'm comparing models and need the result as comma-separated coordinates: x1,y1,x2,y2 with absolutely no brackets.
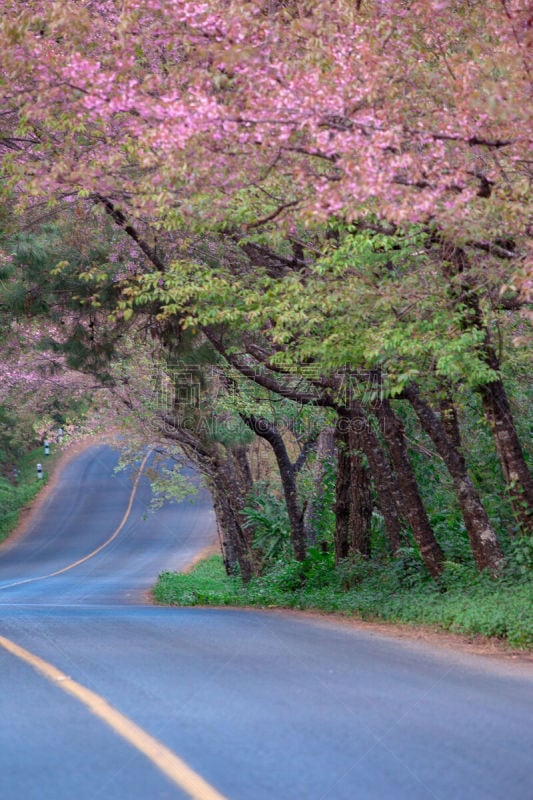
211,446,257,582
334,422,373,561
303,426,336,544
338,406,403,553
479,377,533,534
405,385,503,573
241,415,308,561
155,413,258,580
374,399,445,577
441,243,532,534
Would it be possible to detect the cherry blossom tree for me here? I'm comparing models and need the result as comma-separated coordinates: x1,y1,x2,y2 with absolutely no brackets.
1,1,530,235
1,0,531,572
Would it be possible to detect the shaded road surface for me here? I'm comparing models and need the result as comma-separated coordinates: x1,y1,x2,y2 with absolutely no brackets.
0,445,216,605
1,446,532,800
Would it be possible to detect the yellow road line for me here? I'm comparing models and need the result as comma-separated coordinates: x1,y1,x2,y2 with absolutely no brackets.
0,450,151,590
0,635,229,800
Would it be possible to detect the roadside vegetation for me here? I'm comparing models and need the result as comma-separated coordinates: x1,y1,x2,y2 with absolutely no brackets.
0,366,90,545
154,548,533,650
154,400,533,652
1,4,532,649
0,445,61,544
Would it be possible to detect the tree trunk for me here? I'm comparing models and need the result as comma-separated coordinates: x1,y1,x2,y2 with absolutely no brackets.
479,377,533,535
155,413,258,580
211,446,257,582
334,422,372,561
339,405,403,553
404,385,502,573
303,426,336,544
210,479,244,576
241,414,307,561
374,399,445,578
439,242,532,534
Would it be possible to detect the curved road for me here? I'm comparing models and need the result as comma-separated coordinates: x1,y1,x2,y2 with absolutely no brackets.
0,445,216,606
0,445,532,800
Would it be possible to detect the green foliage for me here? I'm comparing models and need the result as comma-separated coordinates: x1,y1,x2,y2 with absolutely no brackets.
154,554,533,649
301,454,336,545
389,547,434,589
243,487,291,563
0,404,32,468
256,546,338,593
296,546,337,589
155,557,241,606
1,215,127,378
394,394,528,559
148,466,198,511
0,445,58,543
503,535,533,583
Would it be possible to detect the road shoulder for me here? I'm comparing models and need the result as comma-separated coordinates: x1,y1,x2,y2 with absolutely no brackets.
1,437,103,551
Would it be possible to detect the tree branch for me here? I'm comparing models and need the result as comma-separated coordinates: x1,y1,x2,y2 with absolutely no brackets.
93,194,166,272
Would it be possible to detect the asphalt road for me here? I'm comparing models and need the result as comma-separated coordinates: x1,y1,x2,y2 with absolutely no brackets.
0,445,216,606
0,445,532,800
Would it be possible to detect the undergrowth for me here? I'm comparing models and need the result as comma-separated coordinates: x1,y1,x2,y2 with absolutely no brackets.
0,446,59,543
154,543,533,650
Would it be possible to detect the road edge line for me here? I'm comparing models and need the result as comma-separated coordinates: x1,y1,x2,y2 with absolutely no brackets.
0,634,229,800
0,450,151,590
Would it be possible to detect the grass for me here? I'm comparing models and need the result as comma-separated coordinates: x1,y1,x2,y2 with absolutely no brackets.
153,552,533,650
0,445,62,544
